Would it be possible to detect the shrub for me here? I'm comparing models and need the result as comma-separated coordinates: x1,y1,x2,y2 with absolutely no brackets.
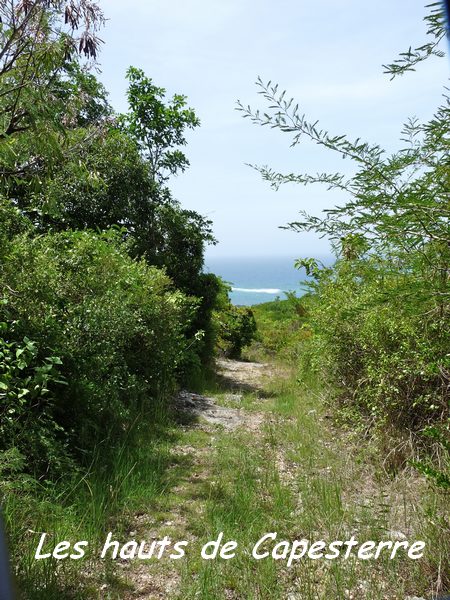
297,259,449,434
0,321,71,476
0,228,196,474
250,295,312,362
215,304,257,359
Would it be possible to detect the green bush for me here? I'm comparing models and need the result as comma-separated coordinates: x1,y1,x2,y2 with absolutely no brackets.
298,258,449,434
250,295,312,362
0,322,71,476
215,304,257,359
0,228,196,474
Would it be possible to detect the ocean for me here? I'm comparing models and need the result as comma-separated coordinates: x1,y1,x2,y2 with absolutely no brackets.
204,256,317,306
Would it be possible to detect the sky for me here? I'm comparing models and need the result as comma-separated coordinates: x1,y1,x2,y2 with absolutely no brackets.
97,0,448,258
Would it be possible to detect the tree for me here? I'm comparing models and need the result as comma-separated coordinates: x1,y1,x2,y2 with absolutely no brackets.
215,304,257,359
382,2,446,78
237,4,449,440
121,66,200,184
2,48,220,371
0,0,105,187
28,126,154,231
237,4,449,310
114,67,216,291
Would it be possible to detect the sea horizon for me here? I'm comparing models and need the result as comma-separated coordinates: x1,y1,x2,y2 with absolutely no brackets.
204,254,333,306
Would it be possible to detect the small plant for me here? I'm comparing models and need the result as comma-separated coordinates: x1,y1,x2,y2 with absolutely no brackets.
215,305,257,359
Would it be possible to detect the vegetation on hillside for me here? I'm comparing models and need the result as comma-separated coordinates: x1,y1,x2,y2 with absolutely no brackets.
240,3,449,488
0,0,448,597
0,0,227,594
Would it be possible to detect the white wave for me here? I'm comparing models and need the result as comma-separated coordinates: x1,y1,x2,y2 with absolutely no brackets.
231,287,282,294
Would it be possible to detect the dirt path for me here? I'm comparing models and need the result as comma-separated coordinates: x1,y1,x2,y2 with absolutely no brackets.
104,358,443,600
110,358,281,599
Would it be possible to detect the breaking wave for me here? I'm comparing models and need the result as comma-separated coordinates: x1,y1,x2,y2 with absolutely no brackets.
231,287,282,294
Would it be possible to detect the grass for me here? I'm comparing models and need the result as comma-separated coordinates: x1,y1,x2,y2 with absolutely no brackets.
2,400,185,599
175,429,291,599
171,361,448,599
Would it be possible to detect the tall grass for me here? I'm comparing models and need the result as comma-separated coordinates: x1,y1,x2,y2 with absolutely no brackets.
2,399,181,598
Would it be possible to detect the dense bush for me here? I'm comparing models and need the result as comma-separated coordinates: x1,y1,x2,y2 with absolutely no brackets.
240,5,449,484
0,2,225,595
298,259,449,432
215,304,257,359
0,323,71,476
0,228,196,474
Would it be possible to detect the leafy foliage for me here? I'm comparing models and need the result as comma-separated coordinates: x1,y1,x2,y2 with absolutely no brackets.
382,2,447,78
121,66,200,184
0,0,105,187
215,303,257,359
0,318,70,475
249,295,312,362
0,1,225,596
239,3,449,483
1,229,197,472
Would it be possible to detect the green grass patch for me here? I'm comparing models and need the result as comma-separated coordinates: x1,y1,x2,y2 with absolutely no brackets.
2,400,184,598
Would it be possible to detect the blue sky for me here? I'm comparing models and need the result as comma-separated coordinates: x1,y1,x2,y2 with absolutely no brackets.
98,0,448,258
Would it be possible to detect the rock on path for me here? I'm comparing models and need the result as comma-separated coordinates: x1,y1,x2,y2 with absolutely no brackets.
174,390,245,429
